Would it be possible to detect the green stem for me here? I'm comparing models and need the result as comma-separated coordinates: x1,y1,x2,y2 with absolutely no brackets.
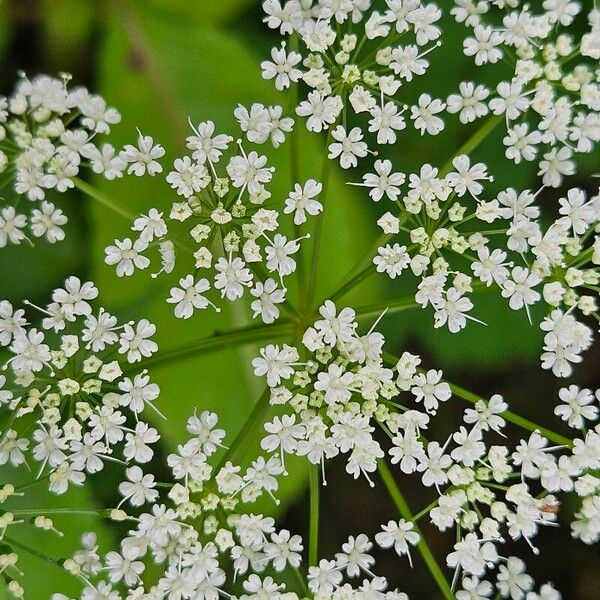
288,33,305,292
72,176,135,220
10,508,108,517
439,114,503,176
413,498,440,522
377,461,453,600
5,536,66,571
135,320,294,372
305,133,335,312
293,566,310,596
327,263,376,304
308,464,320,566
354,296,419,321
217,388,272,469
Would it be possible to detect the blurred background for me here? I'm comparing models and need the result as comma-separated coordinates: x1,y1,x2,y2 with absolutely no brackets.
0,0,598,597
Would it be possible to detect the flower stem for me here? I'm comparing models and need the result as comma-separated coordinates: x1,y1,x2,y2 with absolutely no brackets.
72,176,135,220
328,263,376,304
439,114,503,176
308,463,320,566
354,296,420,320
304,132,335,313
5,536,67,572
293,566,310,596
216,387,272,469
377,460,454,600
10,508,109,517
289,33,305,292
134,320,294,372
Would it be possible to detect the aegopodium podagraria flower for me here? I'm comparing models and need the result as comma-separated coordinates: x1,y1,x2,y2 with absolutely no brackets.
451,1,599,187
0,72,165,248
262,0,447,167
48,410,310,600
0,276,160,496
253,299,453,485
105,105,319,322
0,276,162,597
251,299,600,595
359,152,598,376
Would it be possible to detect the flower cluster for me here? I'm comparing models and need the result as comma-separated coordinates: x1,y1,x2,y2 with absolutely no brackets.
262,0,446,167
0,276,160,495
252,300,600,595
51,411,305,600
1,1,599,598
307,534,408,599
365,149,599,375
0,73,164,247
253,300,455,485
451,0,599,185
105,105,320,323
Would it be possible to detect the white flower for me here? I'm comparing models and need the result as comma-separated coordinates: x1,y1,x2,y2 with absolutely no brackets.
105,238,150,277
375,520,419,565
250,279,286,324
119,319,157,363
463,25,503,65
261,44,303,90
186,120,233,164
265,233,302,277
411,369,451,413
447,81,490,124
557,188,595,236
284,179,323,224
504,124,542,164
296,91,343,132
252,344,299,387
30,201,67,243
355,159,405,202
501,267,541,314
166,156,210,198
131,208,167,244
120,132,165,176
489,81,529,121
227,151,273,195
167,275,216,319
234,103,272,144
373,243,410,278
0,207,27,247
496,557,534,599
433,287,477,333
328,125,368,169
411,94,445,135
214,255,253,301
555,385,598,430
368,101,406,144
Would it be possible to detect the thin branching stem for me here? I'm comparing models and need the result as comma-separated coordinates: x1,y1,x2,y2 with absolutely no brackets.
377,461,454,600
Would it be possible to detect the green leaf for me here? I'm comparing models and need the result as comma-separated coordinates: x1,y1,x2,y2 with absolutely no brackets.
145,0,257,25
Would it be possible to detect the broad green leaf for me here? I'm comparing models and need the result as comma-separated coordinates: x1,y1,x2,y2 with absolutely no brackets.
146,0,257,25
